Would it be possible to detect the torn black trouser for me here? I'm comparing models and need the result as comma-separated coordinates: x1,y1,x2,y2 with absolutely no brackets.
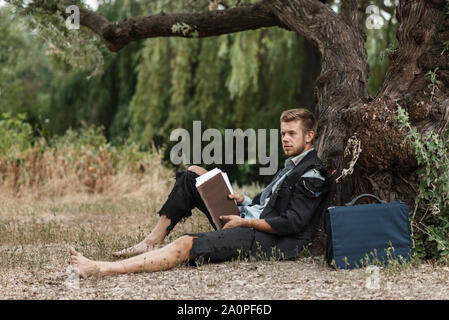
158,170,217,233
157,170,308,264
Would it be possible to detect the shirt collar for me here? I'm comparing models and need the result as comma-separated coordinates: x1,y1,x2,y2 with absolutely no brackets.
285,148,314,168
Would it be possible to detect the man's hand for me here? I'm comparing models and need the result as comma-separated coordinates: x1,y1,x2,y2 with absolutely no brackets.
220,215,250,229
221,215,277,234
228,191,244,205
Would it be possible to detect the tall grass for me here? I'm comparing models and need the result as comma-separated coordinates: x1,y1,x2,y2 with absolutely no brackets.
0,113,173,200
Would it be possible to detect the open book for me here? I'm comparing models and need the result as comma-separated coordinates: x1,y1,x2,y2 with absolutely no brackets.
195,168,240,230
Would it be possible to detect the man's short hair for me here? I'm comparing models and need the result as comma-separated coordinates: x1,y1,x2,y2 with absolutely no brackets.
280,108,317,132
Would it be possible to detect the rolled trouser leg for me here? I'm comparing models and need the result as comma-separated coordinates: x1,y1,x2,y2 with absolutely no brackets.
158,170,217,234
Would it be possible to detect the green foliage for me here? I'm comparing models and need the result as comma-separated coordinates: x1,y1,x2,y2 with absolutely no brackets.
0,5,52,124
425,68,441,101
49,125,153,173
52,125,108,149
5,0,104,78
397,106,449,261
0,113,34,157
227,31,261,99
35,19,105,79
47,0,144,140
128,24,305,184
124,0,310,184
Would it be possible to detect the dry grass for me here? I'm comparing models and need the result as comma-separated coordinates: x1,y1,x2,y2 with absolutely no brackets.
1,163,449,299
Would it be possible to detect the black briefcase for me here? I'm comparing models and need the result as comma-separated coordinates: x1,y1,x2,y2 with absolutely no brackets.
324,194,412,269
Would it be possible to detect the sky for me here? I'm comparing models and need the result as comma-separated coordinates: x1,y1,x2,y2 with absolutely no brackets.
83,0,99,10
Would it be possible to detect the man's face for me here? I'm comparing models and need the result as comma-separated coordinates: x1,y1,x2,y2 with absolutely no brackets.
280,120,314,157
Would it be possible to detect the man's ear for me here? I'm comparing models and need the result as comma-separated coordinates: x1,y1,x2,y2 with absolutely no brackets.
306,131,315,143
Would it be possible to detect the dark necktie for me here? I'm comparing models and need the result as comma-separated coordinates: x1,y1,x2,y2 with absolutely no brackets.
259,165,293,204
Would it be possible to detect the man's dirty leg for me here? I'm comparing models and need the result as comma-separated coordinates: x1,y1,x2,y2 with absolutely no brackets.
113,167,211,259
112,215,171,258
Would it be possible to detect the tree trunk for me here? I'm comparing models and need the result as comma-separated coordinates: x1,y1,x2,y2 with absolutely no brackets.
271,0,448,206
270,0,448,253
338,0,448,205
297,37,321,110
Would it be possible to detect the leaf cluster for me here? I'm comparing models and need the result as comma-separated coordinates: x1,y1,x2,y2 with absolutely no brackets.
397,106,449,261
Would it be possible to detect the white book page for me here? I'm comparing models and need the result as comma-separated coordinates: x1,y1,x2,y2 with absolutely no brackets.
222,172,237,205
195,168,221,187
222,172,233,194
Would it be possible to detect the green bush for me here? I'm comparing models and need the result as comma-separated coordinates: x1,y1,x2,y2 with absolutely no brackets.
0,113,33,157
397,106,449,261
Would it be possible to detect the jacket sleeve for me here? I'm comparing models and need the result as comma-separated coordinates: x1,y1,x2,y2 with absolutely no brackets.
264,174,328,236
241,195,253,206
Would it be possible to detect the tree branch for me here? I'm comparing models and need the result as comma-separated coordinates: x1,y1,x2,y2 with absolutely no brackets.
55,0,279,52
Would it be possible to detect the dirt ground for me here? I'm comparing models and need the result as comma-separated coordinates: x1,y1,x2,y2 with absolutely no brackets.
2,252,449,300
1,193,448,300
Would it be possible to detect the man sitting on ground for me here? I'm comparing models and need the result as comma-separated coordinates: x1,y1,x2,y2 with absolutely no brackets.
70,108,329,278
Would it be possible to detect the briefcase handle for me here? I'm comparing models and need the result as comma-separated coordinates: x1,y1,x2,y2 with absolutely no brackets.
345,193,387,206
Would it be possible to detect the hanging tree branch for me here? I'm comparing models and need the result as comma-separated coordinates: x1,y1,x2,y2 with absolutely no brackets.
31,0,280,52
27,0,363,55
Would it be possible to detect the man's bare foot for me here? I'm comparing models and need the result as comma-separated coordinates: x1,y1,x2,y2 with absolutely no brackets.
70,247,103,278
112,241,158,258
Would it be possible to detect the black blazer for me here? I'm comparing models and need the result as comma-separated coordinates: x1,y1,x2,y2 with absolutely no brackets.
255,149,330,241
